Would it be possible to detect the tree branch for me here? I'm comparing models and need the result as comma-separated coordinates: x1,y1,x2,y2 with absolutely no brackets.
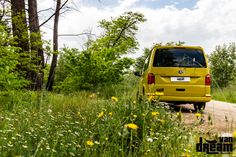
39,0,69,28
58,32,96,37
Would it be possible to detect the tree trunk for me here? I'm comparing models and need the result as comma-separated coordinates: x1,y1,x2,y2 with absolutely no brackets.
11,0,29,52
46,0,61,91
28,0,45,90
11,0,33,85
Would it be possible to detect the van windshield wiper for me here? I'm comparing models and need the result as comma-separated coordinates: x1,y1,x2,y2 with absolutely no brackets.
179,56,205,68
193,60,205,67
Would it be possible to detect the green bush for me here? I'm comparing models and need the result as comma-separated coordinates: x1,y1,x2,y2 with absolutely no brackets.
209,43,236,88
0,25,28,90
54,12,145,92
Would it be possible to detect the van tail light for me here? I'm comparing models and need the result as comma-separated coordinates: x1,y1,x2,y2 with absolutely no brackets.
205,74,211,86
148,73,155,84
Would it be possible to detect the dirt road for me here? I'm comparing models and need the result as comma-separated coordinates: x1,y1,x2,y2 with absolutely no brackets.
171,100,236,133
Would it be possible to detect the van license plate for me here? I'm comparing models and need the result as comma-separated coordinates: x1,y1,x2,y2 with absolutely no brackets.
171,77,190,82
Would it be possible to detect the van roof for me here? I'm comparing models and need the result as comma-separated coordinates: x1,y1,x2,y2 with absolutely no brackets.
153,45,203,50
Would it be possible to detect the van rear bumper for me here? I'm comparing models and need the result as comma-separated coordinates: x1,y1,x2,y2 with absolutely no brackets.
146,93,211,103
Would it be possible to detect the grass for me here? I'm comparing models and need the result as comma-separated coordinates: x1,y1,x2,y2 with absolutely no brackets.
212,85,236,103
0,74,234,156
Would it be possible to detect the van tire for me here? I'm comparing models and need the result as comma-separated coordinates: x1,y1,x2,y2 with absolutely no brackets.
194,102,206,111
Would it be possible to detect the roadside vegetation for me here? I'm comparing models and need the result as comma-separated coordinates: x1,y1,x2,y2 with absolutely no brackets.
209,43,236,103
212,85,236,103
0,74,203,156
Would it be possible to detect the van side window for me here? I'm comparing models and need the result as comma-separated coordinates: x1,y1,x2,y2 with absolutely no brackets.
143,54,151,72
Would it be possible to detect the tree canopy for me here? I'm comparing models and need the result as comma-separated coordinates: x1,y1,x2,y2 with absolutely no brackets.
209,43,236,88
55,12,146,91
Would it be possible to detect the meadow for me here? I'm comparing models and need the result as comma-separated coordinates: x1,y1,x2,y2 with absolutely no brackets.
0,74,234,157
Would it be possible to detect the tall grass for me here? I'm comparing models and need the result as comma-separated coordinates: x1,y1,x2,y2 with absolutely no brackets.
0,74,222,156
212,85,236,103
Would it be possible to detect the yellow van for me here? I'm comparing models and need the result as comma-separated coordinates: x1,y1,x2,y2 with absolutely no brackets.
135,46,211,110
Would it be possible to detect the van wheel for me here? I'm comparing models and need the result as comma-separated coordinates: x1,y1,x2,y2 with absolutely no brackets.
194,102,206,111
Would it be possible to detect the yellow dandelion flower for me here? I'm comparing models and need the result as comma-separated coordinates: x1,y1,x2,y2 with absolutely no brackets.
133,101,136,104
151,111,159,116
195,113,202,118
105,137,108,141
181,152,190,157
125,123,138,130
109,112,113,116
86,140,94,146
98,111,104,118
133,115,137,118
233,131,236,139
147,96,155,102
111,96,118,102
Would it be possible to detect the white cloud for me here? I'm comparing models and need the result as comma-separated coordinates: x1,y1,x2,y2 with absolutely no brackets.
118,0,139,9
39,0,236,57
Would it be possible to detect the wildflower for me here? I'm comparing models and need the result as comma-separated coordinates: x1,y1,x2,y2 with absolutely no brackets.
105,137,108,141
109,112,113,116
125,123,138,130
77,112,81,116
111,96,118,102
181,152,190,157
142,113,146,117
151,111,159,116
133,114,137,118
98,111,104,118
133,101,136,104
195,113,202,118
233,131,236,139
47,109,52,113
147,137,153,142
94,141,100,145
86,140,94,146
147,96,155,102
89,93,97,99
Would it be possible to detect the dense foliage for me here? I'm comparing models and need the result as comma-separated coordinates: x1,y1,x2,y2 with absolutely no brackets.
209,43,236,88
0,25,27,90
55,12,146,92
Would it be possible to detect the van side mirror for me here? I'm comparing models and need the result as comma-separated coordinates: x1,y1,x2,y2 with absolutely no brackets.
134,71,141,77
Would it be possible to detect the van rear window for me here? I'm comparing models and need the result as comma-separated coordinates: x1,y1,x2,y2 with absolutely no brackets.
153,48,206,68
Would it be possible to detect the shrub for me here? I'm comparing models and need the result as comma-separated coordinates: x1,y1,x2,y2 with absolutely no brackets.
209,43,236,88
0,25,28,90
54,12,145,92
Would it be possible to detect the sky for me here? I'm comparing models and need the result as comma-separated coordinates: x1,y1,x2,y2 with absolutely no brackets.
38,0,236,57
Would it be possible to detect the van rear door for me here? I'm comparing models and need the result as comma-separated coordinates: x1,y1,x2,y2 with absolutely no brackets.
151,48,208,97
